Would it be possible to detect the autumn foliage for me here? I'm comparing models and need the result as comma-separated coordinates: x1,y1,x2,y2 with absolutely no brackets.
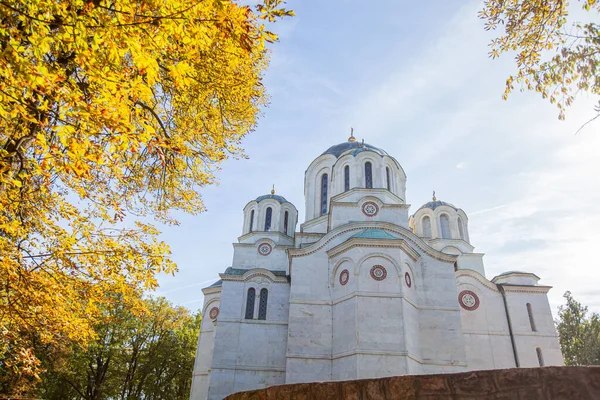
0,0,292,394
480,0,600,121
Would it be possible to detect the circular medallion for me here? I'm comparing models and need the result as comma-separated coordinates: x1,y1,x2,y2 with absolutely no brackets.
362,201,379,217
405,272,412,288
458,290,480,311
370,265,387,281
257,243,272,256
209,307,219,320
339,269,349,286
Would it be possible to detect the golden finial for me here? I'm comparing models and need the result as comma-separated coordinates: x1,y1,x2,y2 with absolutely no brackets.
432,190,437,201
271,184,275,195
348,127,356,142
361,138,365,148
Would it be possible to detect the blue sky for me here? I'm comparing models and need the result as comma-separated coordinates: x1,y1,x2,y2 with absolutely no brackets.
155,0,600,316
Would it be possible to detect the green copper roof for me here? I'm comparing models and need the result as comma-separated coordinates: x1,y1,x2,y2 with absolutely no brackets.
351,228,398,240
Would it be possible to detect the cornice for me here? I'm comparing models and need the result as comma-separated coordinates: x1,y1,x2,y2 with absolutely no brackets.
330,187,406,204
219,268,289,284
300,214,328,232
237,231,294,243
456,269,499,292
429,238,475,252
201,286,222,295
288,221,458,263
327,237,420,261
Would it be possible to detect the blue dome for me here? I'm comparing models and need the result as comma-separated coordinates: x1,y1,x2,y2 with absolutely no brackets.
417,200,458,212
322,141,388,158
256,194,288,203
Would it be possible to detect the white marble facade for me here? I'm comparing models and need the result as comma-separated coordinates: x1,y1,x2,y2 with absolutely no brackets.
190,135,563,400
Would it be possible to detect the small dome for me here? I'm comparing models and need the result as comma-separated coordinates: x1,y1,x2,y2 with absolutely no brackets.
322,141,388,158
417,200,459,212
256,194,288,203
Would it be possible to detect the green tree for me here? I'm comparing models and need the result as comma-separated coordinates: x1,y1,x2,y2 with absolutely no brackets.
556,291,600,366
479,0,600,124
39,296,201,400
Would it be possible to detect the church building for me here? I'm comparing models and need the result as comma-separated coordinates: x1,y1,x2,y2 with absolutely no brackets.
190,135,563,400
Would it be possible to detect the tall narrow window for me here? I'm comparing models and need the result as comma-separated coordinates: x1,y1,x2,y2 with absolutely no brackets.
258,288,268,320
422,216,432,238
386,167,391,191
440,214,451,239
527,303,537,332
457,217,465,240
245,288,255,319
344,165,350,191
536,347,544,366
284,211,289,235
264,207,272,231
249,210,255,233
365,162,372,188
321,174,328,215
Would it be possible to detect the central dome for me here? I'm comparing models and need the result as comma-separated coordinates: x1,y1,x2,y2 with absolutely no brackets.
321,141,388,158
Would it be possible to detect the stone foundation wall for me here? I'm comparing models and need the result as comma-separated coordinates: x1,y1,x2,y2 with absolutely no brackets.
225,366,600,400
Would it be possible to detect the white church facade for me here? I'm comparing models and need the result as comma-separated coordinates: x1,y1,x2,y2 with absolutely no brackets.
190,135,564,400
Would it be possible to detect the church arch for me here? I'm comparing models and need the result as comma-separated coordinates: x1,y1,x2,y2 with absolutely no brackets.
404,261,415,287
457,216,465,240
203,297,220,316
354,252,403,278
331,257,355,287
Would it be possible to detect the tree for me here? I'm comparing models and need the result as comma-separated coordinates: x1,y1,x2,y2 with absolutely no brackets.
479,0,600,124
39,296,201,400
0,0,292,394
555,291,600,366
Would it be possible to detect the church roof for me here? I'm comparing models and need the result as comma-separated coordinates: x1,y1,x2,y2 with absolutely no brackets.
322,141,388,158
255,194,288,203
417,200,459,212
208,279,223,288
351,228,398,240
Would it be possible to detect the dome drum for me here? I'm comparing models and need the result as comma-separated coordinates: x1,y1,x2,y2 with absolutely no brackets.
304,141,407,222
242,194,297,237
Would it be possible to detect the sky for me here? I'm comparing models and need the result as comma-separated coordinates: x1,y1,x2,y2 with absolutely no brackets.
154,0,600,317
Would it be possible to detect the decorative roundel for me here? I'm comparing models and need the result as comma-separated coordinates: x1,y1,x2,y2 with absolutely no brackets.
405,272,412,288
339,269,349,286
209,307,219,320
370,265,387,281
257,242,272,256
458,290,480,311
362,201,379,217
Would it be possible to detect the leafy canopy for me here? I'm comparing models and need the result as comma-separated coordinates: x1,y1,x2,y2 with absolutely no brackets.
480,0,600,122
0,0,292,392
555,291,600,366
39,296,201,400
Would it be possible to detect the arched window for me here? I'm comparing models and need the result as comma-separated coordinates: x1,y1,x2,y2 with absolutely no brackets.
264,207,272,231
440,214,451,239
249,210,255,233
245,288,255,319
536,347,544,366
344,165,350,191
284,211,289,235
422,216,432,238
386,167,391,191
457,217,465,240
258,288,268,320
527,303,537,332
365,162,372,189
320,174,328,215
